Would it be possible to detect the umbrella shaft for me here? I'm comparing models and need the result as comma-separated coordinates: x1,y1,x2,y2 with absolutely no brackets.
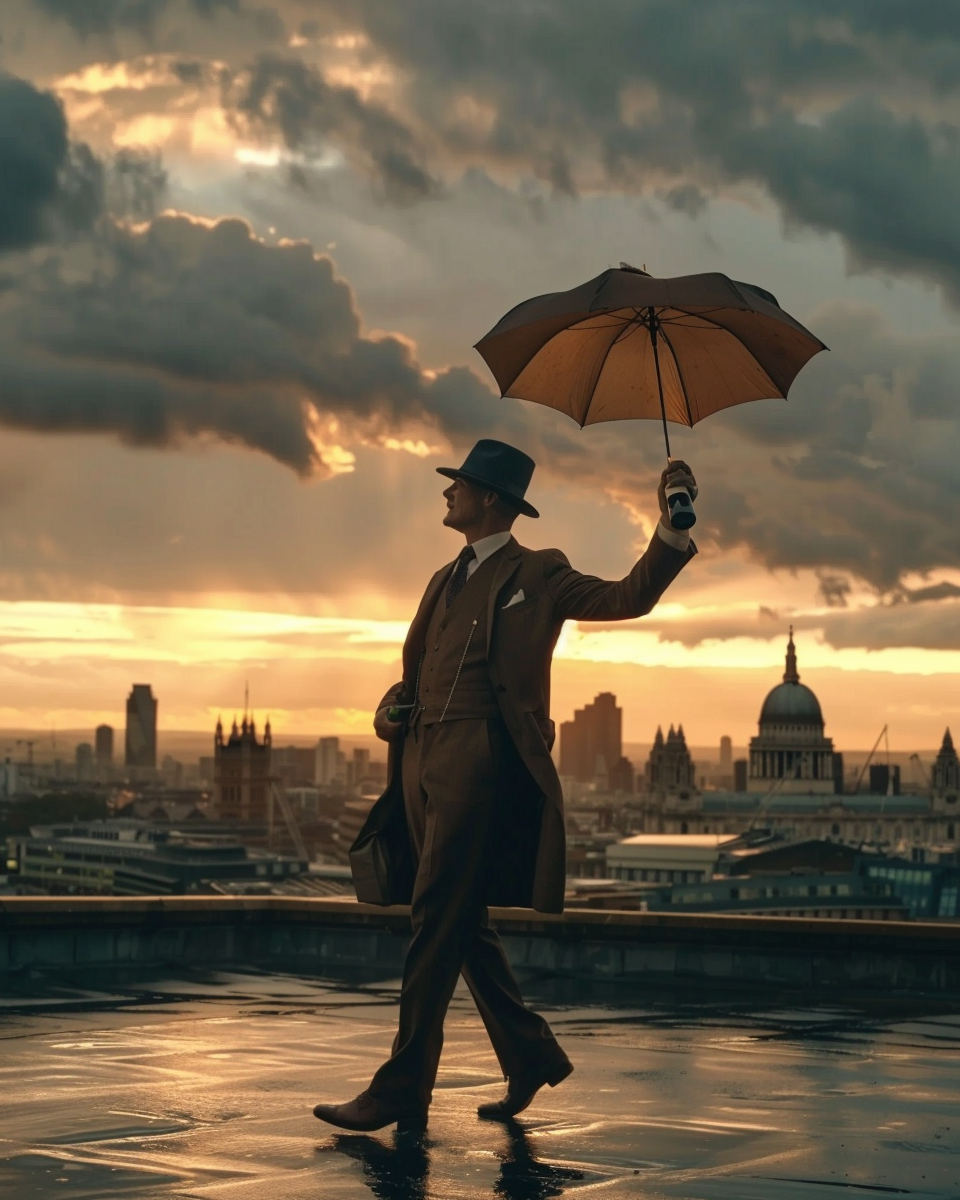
647,307,672,460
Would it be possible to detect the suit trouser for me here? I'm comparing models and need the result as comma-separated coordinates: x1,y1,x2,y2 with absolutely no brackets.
367,717,567,1110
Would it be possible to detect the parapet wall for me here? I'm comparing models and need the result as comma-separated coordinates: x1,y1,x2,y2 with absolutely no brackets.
2,896,959,996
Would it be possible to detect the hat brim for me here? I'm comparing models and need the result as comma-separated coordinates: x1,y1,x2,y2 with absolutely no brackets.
436,467,539,518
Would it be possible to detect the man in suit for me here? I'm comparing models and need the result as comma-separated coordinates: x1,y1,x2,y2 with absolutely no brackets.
314,439,697,1132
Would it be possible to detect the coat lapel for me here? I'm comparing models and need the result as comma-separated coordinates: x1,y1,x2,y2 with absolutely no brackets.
485,538,524,651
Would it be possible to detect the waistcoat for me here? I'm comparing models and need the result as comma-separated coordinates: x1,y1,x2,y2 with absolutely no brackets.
417,548,503,724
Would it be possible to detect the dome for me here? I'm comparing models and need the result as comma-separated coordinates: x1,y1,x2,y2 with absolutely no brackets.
760,681,823,725
758,628,824,726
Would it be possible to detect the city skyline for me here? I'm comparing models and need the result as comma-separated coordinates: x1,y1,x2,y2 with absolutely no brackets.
0,6,957,750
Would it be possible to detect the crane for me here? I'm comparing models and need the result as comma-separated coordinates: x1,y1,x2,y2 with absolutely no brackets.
269,779,309,861
15,739,35,769
849,725,888,796
910,753,932,789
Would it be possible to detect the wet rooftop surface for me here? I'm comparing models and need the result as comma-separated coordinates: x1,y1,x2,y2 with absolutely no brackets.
3,970,960,1199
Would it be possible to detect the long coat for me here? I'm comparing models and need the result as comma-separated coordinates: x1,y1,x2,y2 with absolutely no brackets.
353,529,695,913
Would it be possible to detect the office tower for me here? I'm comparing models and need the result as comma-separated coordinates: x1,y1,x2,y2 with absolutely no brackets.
213,714,273,822
719,736,732,768
95,724,114,768
125,685,157,769
75,743,94,781
315,736,340,787
559,692,622,783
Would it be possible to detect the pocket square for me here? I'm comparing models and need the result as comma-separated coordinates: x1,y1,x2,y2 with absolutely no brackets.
503,589,526,609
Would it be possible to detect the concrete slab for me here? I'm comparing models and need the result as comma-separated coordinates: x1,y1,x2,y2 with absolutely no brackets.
2,972,959,1198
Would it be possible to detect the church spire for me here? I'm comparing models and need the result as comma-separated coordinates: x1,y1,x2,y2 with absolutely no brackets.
783,626,800,684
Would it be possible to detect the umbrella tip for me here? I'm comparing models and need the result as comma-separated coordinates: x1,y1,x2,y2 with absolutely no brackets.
620,261,652,276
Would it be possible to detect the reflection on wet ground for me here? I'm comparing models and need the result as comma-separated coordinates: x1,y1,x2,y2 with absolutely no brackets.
2,969,960,1198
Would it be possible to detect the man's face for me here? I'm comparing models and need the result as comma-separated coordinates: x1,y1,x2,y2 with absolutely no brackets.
442,477,488,532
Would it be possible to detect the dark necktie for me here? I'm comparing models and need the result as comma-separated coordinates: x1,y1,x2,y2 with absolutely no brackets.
445,545,476,608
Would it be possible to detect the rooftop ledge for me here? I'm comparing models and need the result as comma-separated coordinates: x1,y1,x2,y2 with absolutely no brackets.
4,897,960,997
1,893,958,941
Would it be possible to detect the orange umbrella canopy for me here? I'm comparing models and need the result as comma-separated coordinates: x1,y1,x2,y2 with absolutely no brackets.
474,267,826,448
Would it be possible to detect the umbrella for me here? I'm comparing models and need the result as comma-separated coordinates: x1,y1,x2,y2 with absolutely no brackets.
474,265,827,527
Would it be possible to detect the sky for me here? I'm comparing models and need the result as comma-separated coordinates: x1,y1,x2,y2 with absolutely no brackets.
0,0,958,756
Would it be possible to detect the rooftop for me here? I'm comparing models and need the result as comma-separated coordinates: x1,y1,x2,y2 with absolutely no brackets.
3,968,960,1199
616,834,738,847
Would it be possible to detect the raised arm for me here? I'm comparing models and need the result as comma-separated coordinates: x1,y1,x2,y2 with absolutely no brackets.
544,461,698,622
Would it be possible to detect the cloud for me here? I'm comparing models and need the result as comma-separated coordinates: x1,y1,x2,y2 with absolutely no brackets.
223,54,439,204
0,72,101,249
33,0,242,39
195,1,960,303
21,1,960,300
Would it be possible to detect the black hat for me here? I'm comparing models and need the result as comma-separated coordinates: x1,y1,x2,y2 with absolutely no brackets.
437,439,539,518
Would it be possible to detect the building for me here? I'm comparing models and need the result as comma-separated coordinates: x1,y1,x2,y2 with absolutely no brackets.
933,729,960,806
272,745,316,789
560,692,622,783
748,630,836,794
869,763,901,796
0,758,17,798
213,715,273,823
75,743,94,781
606,833,738,885
315,737,340,787
643,725,696,798
95,725,114,769
125,684,158,771
607,756,635,795
638,633,960,852
7,820,305,895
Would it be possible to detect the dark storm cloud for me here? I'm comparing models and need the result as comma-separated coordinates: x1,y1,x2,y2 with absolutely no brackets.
104,146,168,220
597,586,960,653
21,0,960,296
684,298,960,592
0,209,584,476
0,71,173,246
34,0,240,38
0,72,100,249
197,0,960,300
223,54,438,203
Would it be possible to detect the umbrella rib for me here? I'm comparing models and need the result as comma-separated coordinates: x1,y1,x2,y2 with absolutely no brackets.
662,308,787,394
580,320,634,426
657,323,695,427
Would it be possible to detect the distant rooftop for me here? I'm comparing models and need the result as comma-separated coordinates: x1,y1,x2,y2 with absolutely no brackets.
617,833,738,847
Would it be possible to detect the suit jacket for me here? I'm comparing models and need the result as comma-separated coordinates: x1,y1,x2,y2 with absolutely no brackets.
357,527,696,913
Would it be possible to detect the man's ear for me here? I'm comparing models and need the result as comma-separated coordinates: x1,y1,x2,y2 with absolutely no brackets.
484,490,500,509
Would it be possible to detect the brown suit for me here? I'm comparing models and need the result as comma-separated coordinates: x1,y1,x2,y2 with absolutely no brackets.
365,527,694,1108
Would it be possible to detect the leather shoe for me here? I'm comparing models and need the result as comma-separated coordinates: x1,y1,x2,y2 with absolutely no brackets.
313,1090,427,1133
478,1058,573,1119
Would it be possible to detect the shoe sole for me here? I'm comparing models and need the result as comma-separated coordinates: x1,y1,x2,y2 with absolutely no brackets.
313,1107,427,1132
477,1059,574,1119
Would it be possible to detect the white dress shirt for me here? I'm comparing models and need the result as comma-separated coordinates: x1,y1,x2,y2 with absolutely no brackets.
464,530,513,578
462,520,688,580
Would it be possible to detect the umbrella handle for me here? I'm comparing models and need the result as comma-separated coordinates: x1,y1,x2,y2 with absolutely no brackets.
664,458,697,530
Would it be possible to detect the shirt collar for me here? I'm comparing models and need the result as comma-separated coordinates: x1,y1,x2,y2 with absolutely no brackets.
468,530,512,568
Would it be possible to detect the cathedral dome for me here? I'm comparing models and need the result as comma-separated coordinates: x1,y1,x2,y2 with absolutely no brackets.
760,681,824,725
758,629,824,727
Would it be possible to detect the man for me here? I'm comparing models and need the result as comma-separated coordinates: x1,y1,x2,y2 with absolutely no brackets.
314,438,697,1132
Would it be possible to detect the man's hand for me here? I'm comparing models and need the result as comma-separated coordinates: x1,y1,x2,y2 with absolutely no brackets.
374,706,405,742
658,460,698,526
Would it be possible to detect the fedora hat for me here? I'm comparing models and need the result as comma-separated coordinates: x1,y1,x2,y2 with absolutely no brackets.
437,439,539,518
